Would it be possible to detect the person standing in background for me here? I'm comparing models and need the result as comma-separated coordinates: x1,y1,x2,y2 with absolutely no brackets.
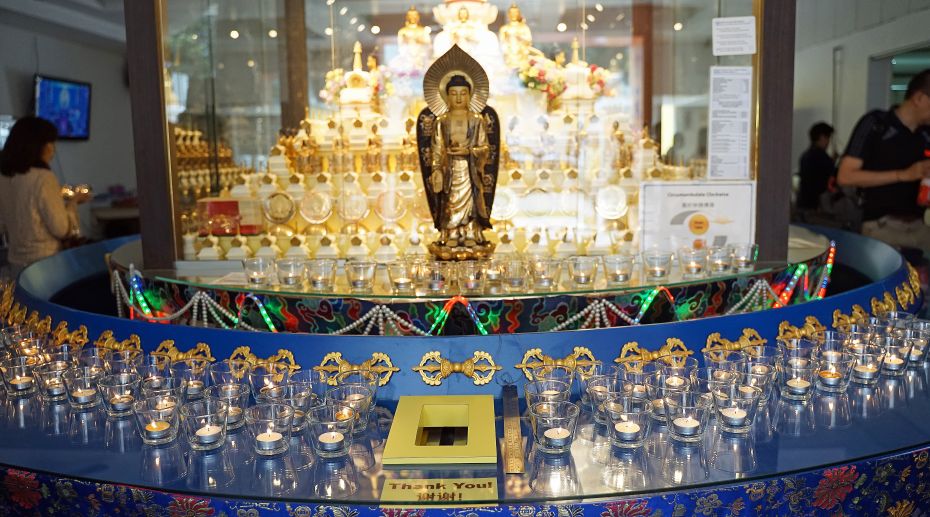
837,69,930,255
798,122,836,211
0,117,84,277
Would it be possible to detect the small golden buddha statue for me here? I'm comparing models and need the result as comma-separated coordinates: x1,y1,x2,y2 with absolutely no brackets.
499,3,533,69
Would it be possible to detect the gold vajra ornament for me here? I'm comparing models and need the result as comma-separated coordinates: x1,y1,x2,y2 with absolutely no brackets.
615,338,693,367
94,330,142,352
314,352,400,387
833,305,869,331
24,311,51,336
0,281,13,322
152,340,214,363
413,350,501,386
515,347,598,380
229,346,300,376
7,302,26,326
908,262,921,295
703,328,767,359
777,316,826,341
897,283,916,310
871,292,898,316
51,321,89,347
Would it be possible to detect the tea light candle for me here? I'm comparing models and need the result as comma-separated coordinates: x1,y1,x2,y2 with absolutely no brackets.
335,407,355,421
186,380,205,397
543,427,571,448
144,420,171,440
750,364,770,376
614,421,642,442
195,424,223,445
392,277,413,290
665,375,686,389
539,389,561,400
256,430,285,451
671,416,700,436
109,394,134,412
9,375,34,391
428,279,445,291
485,269,501,282
738,386,757,397
821,351,842,363
309,276,328,289
318,431,346,452
535,277,553,288
910,348,924,362
787,358,809,369
259,385,284,399
884,356,905,371
45,378,66,396
155,398,176,411
463,279,481,290
818,370,843,387
631,384,647,398
733,256,751,269
227,406,243,425
647,267,667,278
719,407,747,427
853,364,879,380
279,274,301,286
350,279,368,289
573,273,591,285
683,261,703,275
507,277,525,288
609,272,630,283
70,388,97,404
651,398,665,415
785,378,811,396
710,259,730,273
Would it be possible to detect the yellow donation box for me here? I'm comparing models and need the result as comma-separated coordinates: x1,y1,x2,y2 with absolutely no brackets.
382,395,497,465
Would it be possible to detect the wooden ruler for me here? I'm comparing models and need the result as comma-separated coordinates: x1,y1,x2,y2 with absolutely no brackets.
501,384,525,474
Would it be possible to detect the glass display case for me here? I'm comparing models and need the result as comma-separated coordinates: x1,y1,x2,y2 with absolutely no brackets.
154,0,766,267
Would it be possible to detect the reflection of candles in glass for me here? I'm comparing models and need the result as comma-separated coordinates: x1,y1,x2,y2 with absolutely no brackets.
543,427,571,448
884,356,905,371
155,398,176,411
910,348,924,362
750,364,770,376
336,407,354,422
787,358,808,369
255,431,284,451
9,375,34,391
195,424,223,445
821,351,842,363
70,388,97,404
671,416,700,436
227,406,243,425
818,370,842,387
186,380,204,397
614,421,641,442
318,431,346,451
540,389,561,400
738,386,757,397
144,420,171,440
651,398,665,415
719,407,747,427
785,378,811,396
109,394,134,412
631,384,647,398
665,376,686,389
853,364,879,380
45,378,66,396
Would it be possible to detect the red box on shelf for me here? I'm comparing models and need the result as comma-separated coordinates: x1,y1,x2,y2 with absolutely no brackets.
196,198,263,236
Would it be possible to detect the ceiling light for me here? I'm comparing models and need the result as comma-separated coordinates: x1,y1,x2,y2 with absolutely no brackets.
580,22,589,30
557,22,567,32
326,0,334,5
357,24,366,32
587,14,595,22
595,3,604,11
229,29,240,39
247,59,255,68
191,34,198,41
217,62,225,69
350,17,357,24
673,22,683,31
616,13,625,21
267,29,278,38
340,6,348,15
371,25,381,35
615,52,624,60
324,27,333,36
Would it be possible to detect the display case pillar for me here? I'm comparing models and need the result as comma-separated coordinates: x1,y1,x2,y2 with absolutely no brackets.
124,0,180,269
281,0,310,130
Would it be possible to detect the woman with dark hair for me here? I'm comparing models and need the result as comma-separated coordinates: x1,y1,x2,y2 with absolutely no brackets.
0,116,80,275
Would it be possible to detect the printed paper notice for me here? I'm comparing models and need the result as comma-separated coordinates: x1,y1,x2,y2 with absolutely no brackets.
639,181,756,252
712,16,756,56
707,66,752,180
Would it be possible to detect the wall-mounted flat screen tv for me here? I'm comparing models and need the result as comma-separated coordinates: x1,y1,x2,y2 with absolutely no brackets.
34,75,91,140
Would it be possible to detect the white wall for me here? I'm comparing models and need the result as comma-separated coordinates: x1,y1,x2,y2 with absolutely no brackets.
793,0,930,168
0,17,134,237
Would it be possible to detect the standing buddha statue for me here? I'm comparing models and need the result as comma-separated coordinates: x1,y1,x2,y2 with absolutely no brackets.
499,3,533,69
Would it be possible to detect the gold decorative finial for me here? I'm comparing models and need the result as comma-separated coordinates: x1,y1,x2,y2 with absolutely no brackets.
314,352,399,387
777,316,826,341
704,329,767,359
414,351,501,386
229,346,300,375
515,347,598,380
615,338,693,367
353,41,363,71
833,305,869,331
152,340,215,363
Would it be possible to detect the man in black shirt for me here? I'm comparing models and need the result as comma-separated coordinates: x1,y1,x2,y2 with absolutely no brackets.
837,69,930,254
798,122,835,210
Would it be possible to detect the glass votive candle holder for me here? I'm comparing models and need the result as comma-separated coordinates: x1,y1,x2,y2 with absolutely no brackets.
345,260,376,292
574,360,605,405
657,356,700,381
0,356,37,396
501,257,528,292
99,373,141,417
616,362,659,400
425,261,452,293
280,382,318,433
246,403,294,456
567,256,598,286
248,364,291,402
529,401,580,454
63,366,103,409
707,247,732,274
642,250,673,279
42,342,82,366
243,256,276,285
702,350,747,373
678,248,707,278
779,365,816,401
141,375,185,400
605,396,651,448
333,369,379,405
602,254,635,284
34,360,70,401
457,261,486,293
527,379,571,409
777,338,820,368
904,329,929,364
275,257,306,287
307,404,355,458
15,337,44,362
741,344,780,374
815,355,855,393
180,398,228,451
876,336,910,376
690,367,738,408
387,260,415,292
727,242,758,271
812,330,849,348
530,365,575,388
136,355,171,384
78,347,111,376
664,391,711,443
712,384,761,433
585,376,630,423
209,359,252,385
528,256,562,289
325,384,374,427
741,371,775,406
204,383,250,430
170,358,211,400
107,350,143,375
644,373,689,423
306,258,337,291
133,395,180,446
